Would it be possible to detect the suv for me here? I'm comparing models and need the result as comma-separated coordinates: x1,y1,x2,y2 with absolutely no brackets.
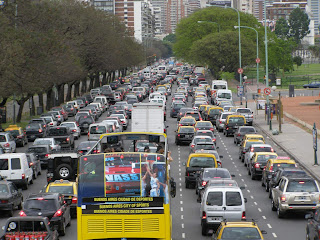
271,176,320,218
235,108,253,126
4,125,28,147
20,193,71,236
0,180,23,216
216,112,234,132
27,145,52,169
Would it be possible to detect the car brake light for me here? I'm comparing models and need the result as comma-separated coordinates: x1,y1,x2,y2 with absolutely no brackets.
280,195,286,202
250,147,254,152
50,122,53,125
1,200,8,203
53,209,63,217
71,196,78,204
200,118,203,121
72,129,76,132
45,154,49,158
238,133,241,136
219,120,222,124
271,148,274,152
22,174,25,179
79,150,83,153
213,138,216,142
196,128,199,131
29,162,34,166
177,134,180,137
39,129,42,133
270,166,273,172
202,181,207,186
242,211,246,219
66,137,70,142
254,163,260,168
202,211,207,219
71,108,74,110
191,144,195,148
226,127,229,130
210,128,214,131
19,210,27,216
4,143,9,147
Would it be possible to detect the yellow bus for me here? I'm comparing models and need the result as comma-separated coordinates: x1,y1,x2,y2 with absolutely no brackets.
77,132,176,240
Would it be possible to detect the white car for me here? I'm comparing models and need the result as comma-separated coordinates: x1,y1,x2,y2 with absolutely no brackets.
41,116,58,127
33,138,61,151
60,122,81,139
110,114,128,130
0,132,16,153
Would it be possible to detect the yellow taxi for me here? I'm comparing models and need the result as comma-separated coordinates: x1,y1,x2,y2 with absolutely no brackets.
4,125,28,147
45,179,78,218
261,156,297,191
248,152,278,180
198,104,210,115
178,116,196,127
184,153,218,188
206,107,223,123
242,134,265,144
175,126,195,145
156,84,166,91
239,139,265,162
213,221,267,240
224,115,246,136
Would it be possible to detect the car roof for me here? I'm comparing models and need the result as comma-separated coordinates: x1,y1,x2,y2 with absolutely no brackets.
28,192,60,200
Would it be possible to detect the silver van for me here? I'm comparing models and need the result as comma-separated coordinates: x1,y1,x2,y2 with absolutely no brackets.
200,186,247,235
88,123,109,141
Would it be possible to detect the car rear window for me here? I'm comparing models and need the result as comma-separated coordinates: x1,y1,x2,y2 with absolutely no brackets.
196,132,214,138
228,117,244,124
240,128,256,133
24,199,58,211
286,180,318,192
197,122,212,127
189,157,215,167
257,155,277,162
237,109,251,113
174,103,185,108
11,158,21,170
48,128,68,136
6,130,19,137
48,186,74,194
253,146,272,152
195,144,215,150
0,159,8,170
179,128,194,133
185,113,200,120
195,138,212,144
273,163,296,171
221,227,260,239
206,192,222,206
27,147,47,154
90,126,106,134
181,118,195,123
26,124,40,130
203,169,231,179
226,192,242,206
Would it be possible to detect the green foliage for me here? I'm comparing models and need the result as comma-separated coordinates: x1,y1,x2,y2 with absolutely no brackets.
308,45,320,58
163,33,176,44
275,18,290,40
220,72,235,81
293,56,303,67
289,8,310,44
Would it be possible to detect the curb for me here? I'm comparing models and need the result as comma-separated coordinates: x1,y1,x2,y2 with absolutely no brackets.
284,112,320,136
253,122,320,183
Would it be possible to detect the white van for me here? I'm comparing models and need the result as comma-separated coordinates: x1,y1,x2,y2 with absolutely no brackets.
200,186,246,235
94,96,108,111
88,123,110,141
211,80,228,96
215,89,232,103
158,65,167,74
0,153,33,190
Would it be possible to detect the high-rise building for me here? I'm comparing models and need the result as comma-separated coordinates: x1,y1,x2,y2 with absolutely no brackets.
185,0,200,16
91,0,115,14
166,0,186,33
149,0,167,36
307,0,320,35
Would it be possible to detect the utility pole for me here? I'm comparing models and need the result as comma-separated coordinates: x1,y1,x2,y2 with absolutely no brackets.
278,92,282,133
13,1,18,124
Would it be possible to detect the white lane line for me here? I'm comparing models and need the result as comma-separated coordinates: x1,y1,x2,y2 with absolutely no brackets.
180,201,183,205
230,158,233,160
179,168,181,171
235,166,238,168
180,194,182,197
267,224,272,229
179,183,182,186
262,216,266,219
250,196,254,199
228,155,231,157
272,233,277,238
247,189,250,193
182,233,186,238
181,223,184,228
239,174,242,177
254,202,257,205
180,188,182,192
179,178,182,181
241,179,244,182
244,184,247,187
179,172,181,176
181,215,184,219
181,207,183,212
258,208,262,212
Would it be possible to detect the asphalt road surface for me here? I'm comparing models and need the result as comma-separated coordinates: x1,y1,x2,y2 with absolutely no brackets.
0,81,308,240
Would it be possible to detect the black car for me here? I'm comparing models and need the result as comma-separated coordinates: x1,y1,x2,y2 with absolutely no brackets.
306,208,320,240
268,167,307,198
175,127,195,145
27,145,52,168
0,180,23,216
25,123,46,141
195,121,214,131
78,115,95,134
234,126,257,145
1,216,59,240
177,107,193,121
77,141,102,155
65,103,77,117
26,153,42,179
20,193,71,236
29,118,48,133
170,101,186,118
110,81,120,90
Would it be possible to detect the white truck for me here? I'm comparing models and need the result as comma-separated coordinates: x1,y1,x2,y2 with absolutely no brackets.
132,103,165,133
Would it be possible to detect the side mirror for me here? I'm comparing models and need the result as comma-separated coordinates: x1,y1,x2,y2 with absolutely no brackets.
261,230,267,234
216,146,219,149
244,198,247,203
240,186,246,190
170,177,176,198
231,174,236,178
305,213,313,219
219,155,223,159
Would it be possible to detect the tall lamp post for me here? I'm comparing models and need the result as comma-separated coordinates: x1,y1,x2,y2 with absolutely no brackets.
207,4,242,104
234,26,259,93
197,21,221,51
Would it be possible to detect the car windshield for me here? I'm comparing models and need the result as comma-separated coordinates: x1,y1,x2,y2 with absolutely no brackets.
27,147,47,153
47,186,74,194
179,128,194,133
78,141,96,149
253,146,272,152
181,119,195,123
173,103,185,108
48,128,67,136
240,128,256,133
286,180,318,192
195,144,215,150
237,109,251,113
228,117,245,124
220,227,261,239
218,93,231,99
273,163,296,172
256,155,277,162
209,109,222,116
203,169,231,179
6,130,19,137
61,123,75,128
195,138,212,144
34,139,51,145
26,124,40,130
0,184,9,194
189,157,215,167
24,199,58,211
90,126,106,134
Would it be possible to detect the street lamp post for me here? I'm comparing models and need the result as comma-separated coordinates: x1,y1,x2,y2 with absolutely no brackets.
234,26,259,94
207,4,242,105
197,21,221,51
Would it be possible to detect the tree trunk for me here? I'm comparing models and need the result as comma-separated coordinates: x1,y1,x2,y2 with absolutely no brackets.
107,72,112,84
89,74,94,90
57,84,65,105
81,77,87,94
74,82,80,98
66,83,72,101
31,95,35,116
38,93,44,111
94,74,100,88
112,71,115,81
46,89,53,111
0,98,7,107
16,95,29,123
102,72,107,85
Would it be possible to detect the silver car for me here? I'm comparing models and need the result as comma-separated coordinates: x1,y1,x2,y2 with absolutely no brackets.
0,132,16,153
60,122,81,139
33,138,61,151
216,112,234,132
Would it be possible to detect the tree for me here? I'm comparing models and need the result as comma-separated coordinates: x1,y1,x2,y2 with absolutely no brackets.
163,33,176,44
275,18,290,40
289,8,310,44
293,56,303,67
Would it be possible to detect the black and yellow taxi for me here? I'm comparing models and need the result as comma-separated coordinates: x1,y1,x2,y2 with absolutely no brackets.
45,179,77,218
213,221,267,240
175,126,195,145
223,115,246,137
178,116,197,127
205,107,223,124
4,125,28,147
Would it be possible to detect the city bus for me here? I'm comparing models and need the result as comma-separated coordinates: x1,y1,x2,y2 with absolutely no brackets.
77,132,176,240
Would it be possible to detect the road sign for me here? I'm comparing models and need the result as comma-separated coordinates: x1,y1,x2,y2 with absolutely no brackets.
237,68,243,74
313,123,317,150
256,58,260,63
237,85,244,97
264,88,271,95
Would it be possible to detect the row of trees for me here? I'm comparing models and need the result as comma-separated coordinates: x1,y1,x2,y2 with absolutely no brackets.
173,7,311,78
0,0,145,122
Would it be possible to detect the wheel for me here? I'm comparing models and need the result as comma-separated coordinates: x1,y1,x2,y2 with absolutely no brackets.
265,182,269,192
33,171,37,180
306,231,310,240
22,181,28,190
201,224,207,236
277,206,285,218
248,168,251,175
268,188,272,199
251,172,256,180
271,199,276,211
185,181,190,189
56,164,72,180
59,221,66,236
261,179,265,187
67,215,71,227
30,178,33,184
195,187,198,195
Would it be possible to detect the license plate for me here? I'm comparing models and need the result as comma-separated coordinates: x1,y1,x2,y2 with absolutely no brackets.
211,217,222,221
83,124,88,127
31,135,35,138
298,196,307,200
186,135,190,138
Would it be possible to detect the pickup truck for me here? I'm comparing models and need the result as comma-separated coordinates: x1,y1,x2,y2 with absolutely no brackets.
235,108,254,126
47,126,75,149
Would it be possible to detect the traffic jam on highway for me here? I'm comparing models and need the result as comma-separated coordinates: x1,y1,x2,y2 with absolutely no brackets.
0,61,319,240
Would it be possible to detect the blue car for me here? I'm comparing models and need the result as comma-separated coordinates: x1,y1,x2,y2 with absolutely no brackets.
303,81,320,88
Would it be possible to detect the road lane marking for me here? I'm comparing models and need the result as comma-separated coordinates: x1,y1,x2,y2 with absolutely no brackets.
179,173,181,176
181,215,184,219
272,233,277,238
181,207,183,212
241,179,244,182
180,201,183,204
239,174,242,177
179,178,182,181
247,189,250,193
258,208,262,212
262,216,266,219
179,168,181,171
250,196,254,199
179,183,182,186
229,155,231,157
267,224,272,229
180,188,182,192
182,233,185,238
180,194,182,197
181,223,184,228
254,202,257,205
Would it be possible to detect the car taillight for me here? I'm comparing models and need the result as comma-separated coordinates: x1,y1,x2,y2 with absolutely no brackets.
45,154,49,158
53,209,63,217
200,118,203,121
72,129,76,132
254,163,260,168
66,137,70,142
1,200,8,203
71,108,74,110
4,143,9,147
17,135,23,138
29,162,34,166
177,134,180,137
202,211,207,219
179,124,182,126
210,128,214,131
196,128,199,130
39,129,42,133
22,174,25,179
191,144,195,148
269,166,273,172
43,124,46,128
19,211,27,217
226,127,229,130
50,122,53,125
242,211,246,219
281,195,286,202
213,138,216,142
79,150,83,154
72,196,78,204
202,181,207,186
219,120,222,124
271,148,274,152
250,147,254,152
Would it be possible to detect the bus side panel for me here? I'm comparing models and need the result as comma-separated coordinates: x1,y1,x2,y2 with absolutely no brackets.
78,205,171,240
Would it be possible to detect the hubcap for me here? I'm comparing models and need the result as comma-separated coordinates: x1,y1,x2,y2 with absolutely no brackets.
59,167,70,177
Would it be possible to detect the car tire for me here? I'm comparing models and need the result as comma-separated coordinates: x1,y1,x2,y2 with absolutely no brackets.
185,181,190,189
306,231,310,240
265,182,269,192
18,199,22,210
271,199,277,211
261,179,265,187
33,171,37,180
201,224,207,236
277,206,285,218
59,221,66,236
248,168,251,176
67,215,71,227
22,180,28,190
268,189,272,199
56,164,72,180
251,172,255,180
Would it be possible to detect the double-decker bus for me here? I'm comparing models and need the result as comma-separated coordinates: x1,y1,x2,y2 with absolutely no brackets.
77,132,176,240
